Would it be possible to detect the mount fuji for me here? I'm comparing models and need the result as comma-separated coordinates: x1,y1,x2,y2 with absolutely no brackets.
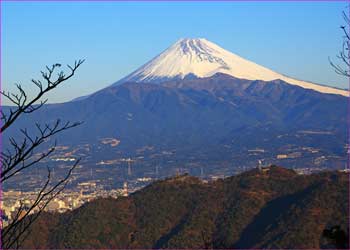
3,38,348,186
115,38,348,97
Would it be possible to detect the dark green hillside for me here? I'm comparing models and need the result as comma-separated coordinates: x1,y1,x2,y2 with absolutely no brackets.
20,166,349,249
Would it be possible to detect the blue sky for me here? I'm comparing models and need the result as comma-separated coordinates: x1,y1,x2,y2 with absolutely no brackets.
2,1,349,104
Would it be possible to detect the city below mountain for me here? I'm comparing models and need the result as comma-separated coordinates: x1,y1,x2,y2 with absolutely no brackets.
18,166,349,249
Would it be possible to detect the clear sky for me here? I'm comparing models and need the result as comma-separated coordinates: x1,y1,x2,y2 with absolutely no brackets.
2,1,349,104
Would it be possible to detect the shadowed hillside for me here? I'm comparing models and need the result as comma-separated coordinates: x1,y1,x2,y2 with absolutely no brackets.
19,166,349,249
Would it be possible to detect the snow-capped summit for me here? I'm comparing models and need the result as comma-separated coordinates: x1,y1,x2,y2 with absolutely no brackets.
117,38,348,97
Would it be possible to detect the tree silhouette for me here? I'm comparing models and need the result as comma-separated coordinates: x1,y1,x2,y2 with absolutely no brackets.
324,7,350,250
1,60,84,249
323,226,349,249
329,10,350,77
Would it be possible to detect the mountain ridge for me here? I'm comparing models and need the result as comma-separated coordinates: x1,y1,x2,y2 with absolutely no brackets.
3,74,347,187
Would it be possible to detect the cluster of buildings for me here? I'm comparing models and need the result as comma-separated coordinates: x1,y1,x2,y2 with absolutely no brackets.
1,181,130,228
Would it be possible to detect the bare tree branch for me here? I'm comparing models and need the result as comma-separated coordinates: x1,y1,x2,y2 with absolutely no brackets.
1,119,82,182
2,160,80,249
330,10,350,78
1,59,84,133
1,60,84,249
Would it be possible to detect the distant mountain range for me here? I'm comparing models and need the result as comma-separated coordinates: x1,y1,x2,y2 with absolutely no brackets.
3,38,348,184
20,166,349,249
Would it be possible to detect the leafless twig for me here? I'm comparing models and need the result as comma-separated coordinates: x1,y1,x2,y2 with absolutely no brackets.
1,60,84,249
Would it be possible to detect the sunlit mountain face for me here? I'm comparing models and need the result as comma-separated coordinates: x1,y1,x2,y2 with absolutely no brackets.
115,38,348,97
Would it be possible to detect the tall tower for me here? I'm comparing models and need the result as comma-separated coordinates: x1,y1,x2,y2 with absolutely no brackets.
155,165,159,177
128,161,132,176
123,182,128,197
257,160,262,171
126,158,133,176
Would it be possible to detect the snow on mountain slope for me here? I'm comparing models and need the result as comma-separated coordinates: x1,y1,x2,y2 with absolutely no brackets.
117,38,348,97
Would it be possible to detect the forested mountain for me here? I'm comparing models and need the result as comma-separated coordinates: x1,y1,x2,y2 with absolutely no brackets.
21,166,349,249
